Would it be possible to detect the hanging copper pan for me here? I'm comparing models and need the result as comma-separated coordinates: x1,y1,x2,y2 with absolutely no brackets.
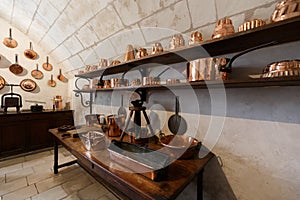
3,28,18,48
31,63,44,79
20,79,37,92
57,68,67,82
42,56,53,71
0,76,6,90
24,42,38,60
48,74,56,87
9,54,23,75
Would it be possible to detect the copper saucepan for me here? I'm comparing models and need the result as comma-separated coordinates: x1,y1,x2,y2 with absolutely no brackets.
9,54,23,75
3,28,18,48
57,68,68,82
31,63,44,79
48,74,56,87
24,42,38,60
42,56,53,71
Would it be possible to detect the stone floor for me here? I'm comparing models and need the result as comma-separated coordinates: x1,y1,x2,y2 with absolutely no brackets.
0,148,118,200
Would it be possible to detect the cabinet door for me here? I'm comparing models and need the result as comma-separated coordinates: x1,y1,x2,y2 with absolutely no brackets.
0,121,27,157
27,119,51,151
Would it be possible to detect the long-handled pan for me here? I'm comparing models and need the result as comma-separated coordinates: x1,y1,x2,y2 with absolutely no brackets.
9,54,23,75
31,63,44,79
42,56,53,71
3,28,18,48
168,96,187,135
117,94,127,117
24,42,38,60
48,75,56,87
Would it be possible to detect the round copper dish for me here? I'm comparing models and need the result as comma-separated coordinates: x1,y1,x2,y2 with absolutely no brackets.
9,54,23,75
271,0,300,22
0,76,6,90
238,19,266,32
31,64,44,79
42,56,53,71
20,79,37,92
261,60,300,78
24,42,38,60
3,28,18,48
160,134,201,159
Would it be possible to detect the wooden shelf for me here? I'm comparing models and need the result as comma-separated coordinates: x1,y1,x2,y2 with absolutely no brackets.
73,76,300,93
75,16,300,79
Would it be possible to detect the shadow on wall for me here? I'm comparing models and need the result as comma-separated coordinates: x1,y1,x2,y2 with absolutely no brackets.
176,156,236,200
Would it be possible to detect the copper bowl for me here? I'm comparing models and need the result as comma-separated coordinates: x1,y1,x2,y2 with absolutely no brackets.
238,19,266,32
212,18,235,39
261,60,300,78
160,134,201,159
271,0,300,22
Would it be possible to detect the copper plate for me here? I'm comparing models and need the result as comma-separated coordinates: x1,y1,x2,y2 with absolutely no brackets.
20,79,37,92
9,64,23,75
0,76,5,90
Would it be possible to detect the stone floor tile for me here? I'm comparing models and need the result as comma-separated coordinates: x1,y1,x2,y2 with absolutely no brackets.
6,166,34,183
35,166,82,193
24,151,52,162
27,169,53,186
77,183,108,200
62,174,93,194
22,158,47,169
2,184,37,200
32,185,68,200
0,174,5,183
103,192,118,200
62,193,80,200
0,177,27,196
32,162,53,174
0,163,22,176
0,157,25,168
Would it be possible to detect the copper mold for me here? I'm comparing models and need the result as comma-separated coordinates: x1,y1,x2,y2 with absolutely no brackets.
169,34,185,49
151,42,164,55
189,31,203,45
271,0,300,22
124,44,135,62
212,18,235,39
238,19,266,32
261,60,300,78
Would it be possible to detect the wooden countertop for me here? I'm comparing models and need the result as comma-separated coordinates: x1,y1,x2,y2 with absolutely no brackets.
49,127,214,200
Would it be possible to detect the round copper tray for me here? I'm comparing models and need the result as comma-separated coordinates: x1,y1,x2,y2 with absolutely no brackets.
20,79,37,92
0,76,5,90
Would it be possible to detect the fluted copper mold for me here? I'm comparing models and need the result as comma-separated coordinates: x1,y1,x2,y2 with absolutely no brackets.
124,44,135,62
169,34,185,49
238,19,266,32
136,48,148,58
151,42,164,55
271,0,300,22
261,60,300,78
189,31,203,45
99,58,108,68
212,18,235,39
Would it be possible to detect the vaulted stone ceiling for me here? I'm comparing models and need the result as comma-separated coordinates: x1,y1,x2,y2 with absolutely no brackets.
0,0,279,74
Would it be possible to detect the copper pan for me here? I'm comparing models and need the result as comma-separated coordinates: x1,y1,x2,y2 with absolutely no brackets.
42,56,53,71
3,28,18,48
48,75,56,87
9,54,23,75
31,63,43,79
0,76,6,90
57,68,68,82
24,42,38,60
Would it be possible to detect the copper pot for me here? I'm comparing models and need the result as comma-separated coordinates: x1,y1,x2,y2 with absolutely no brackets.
3,28,18,48
107,115,125,137
42,56,53,71
24,42,38,60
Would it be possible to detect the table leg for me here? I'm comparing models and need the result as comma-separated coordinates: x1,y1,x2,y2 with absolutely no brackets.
54,140,58,174
197,169,204,200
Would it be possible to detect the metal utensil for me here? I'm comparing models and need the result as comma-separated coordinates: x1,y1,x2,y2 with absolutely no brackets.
31,64,43,79
9,54,23,75
42,56,53,71
168,96,187,135
118,94,127,117
3,28,18,48
24,42,38,60
48,75,56,87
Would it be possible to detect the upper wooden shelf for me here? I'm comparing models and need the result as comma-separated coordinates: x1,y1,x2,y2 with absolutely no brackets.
75,16,300,79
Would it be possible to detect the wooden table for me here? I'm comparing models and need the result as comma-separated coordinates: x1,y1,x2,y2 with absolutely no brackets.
49,128,214,200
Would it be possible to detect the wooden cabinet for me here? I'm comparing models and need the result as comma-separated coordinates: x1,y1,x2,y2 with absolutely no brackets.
0,110,74,158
